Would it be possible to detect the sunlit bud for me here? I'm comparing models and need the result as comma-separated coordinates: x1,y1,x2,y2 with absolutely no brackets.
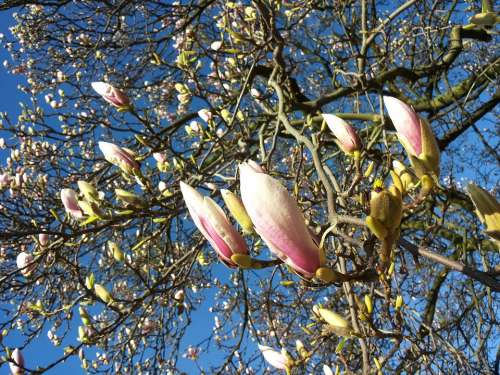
174,290,185,302
94,284,113,304
79,306,91,326
91,82,130,109
323,364,334,375
367,180,402,239
322,114,362,154
469,12,499,25
115,189,144,207
395,295,404,310
108,241,124,262
211,41,223,51
198,108,212,123
258,344,290,370
78,326,88,343
383,96,440,178
221,189,253,233
158,181,167,192
314,306,351,336
85,273,95,290
467,183,500,241
153,152,169,172
190,121,201,133
220,109,231,122
392,159,416,193
180,182,248,268
61,188,84,218
56,70,66,82
364,295,373,314
78,200,104,218
295,339,309,360
363,161,375,178
239,161,323,277
9,348,24,375
98,141,140,175
78,181,99,203
16,252,35,277
153,152,167,164
38,233,49,247
0,173,10,189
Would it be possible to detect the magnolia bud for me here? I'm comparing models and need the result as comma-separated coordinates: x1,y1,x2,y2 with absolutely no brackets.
221,189,253,233
108,241,124,262
115,189,144,207
314,306,351,336
94,284,112,304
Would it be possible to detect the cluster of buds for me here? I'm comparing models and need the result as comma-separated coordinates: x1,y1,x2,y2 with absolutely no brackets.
60,181,104,220
383,96,440,194
180,160,339,281
366,178,403,270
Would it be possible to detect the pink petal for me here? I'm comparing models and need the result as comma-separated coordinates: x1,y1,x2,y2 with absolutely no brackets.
258,345,288,370
9,348,24,375
383,96,422,156
98,141,139,173
239,162,321,276
180,182,247,267
60,189,83,218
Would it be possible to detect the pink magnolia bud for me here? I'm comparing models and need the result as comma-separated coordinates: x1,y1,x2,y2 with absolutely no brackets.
0,173,11,189
60,188,84,218
258,344,289,370
38,233,49,247
98,141,140,175
322,114,362,153
197,109,212,123
383,96,440,177
16,252,35,277
91,82,130,108
9,348,25,375
153,152,167,164
239,161,323,278
180,182,248,268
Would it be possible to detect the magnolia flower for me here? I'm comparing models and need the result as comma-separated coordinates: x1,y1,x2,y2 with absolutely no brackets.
383,96,440,178
16,252,35,277
197,108,212,123
9,348,24,375
38,233,49,247
322,114,362,154
239,161,323,277
98,141,139,175
180,182,248,268
60,188,84,218
258,344,289,370
91,82,130,108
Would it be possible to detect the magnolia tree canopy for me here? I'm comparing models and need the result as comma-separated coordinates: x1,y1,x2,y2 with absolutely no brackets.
0,0,499,374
